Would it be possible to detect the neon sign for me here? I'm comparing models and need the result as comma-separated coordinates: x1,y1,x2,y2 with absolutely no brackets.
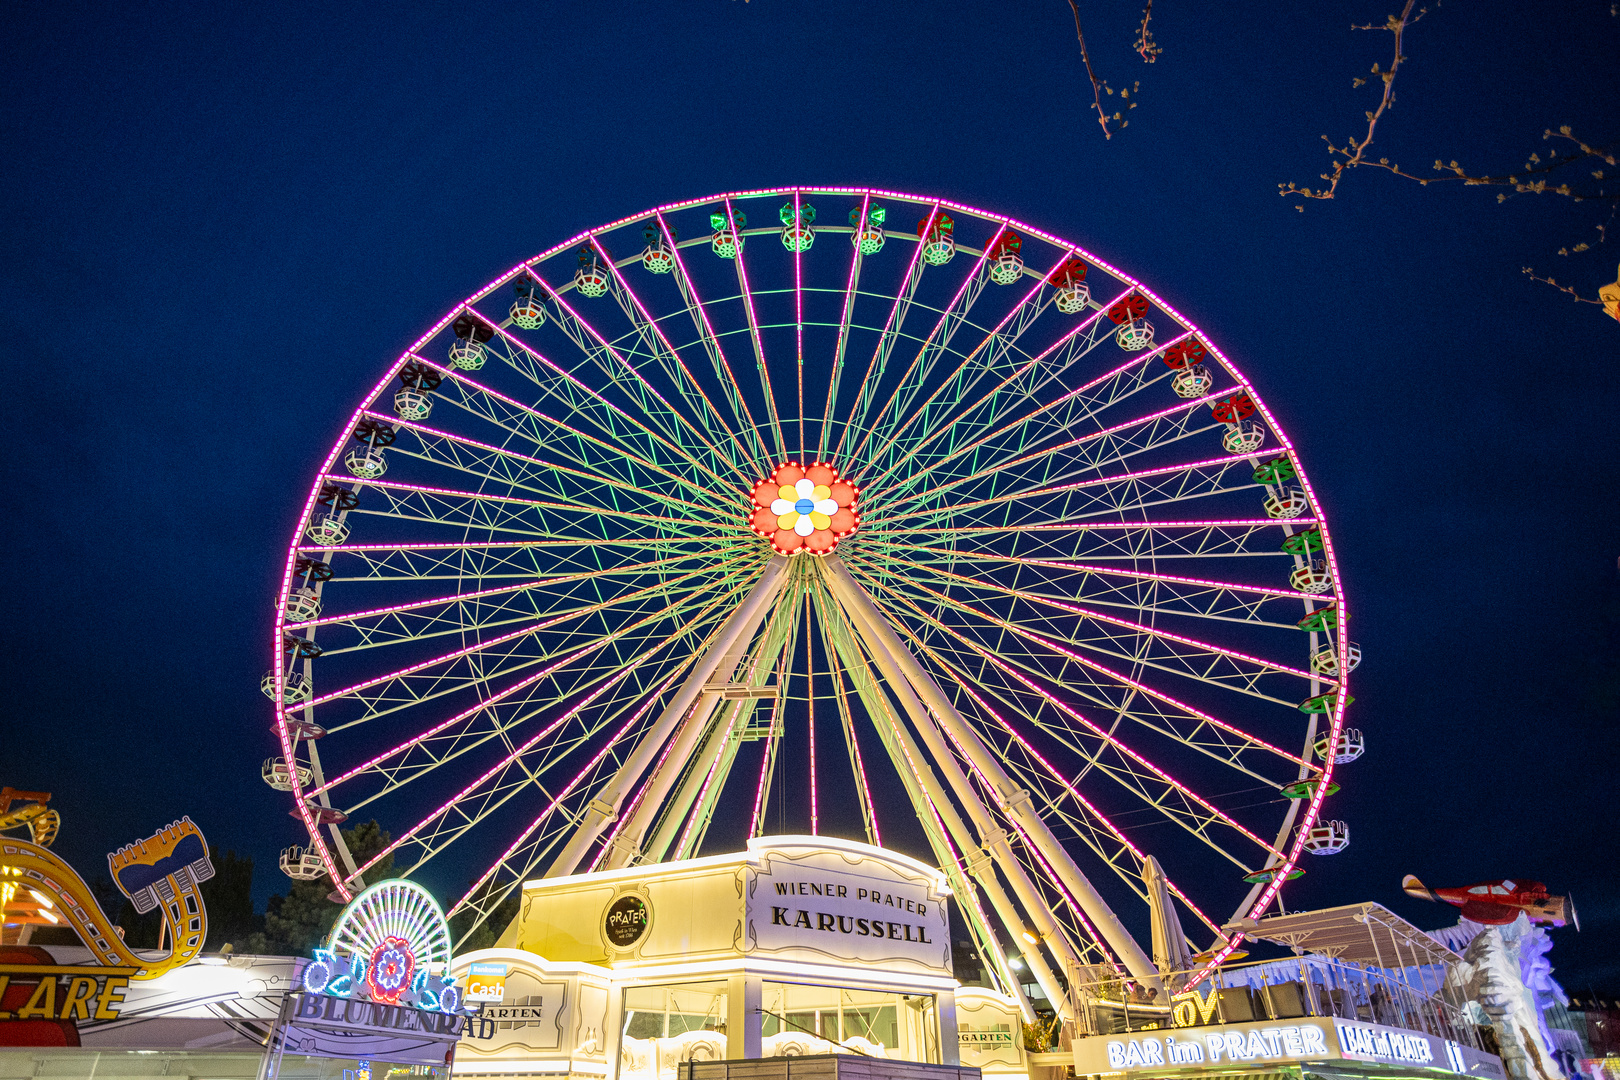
300,879,469,1015
365,936,416,1005
301,946,465,1013
1335,1020,1437,1065
1105,1024,1329,1069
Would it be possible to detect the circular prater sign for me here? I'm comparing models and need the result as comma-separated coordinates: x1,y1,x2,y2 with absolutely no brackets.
604,894,650,949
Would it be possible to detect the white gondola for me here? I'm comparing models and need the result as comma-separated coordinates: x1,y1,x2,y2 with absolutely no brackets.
261,670,312,704
304,512,349,547
851,224,884,254
1223,419,1266,454
1264,486,1310,519
1313,727,1366,764
574,260,610,297
1054,280,1091,313
1302,820,1350,855
921,233,954,266
509,293,545,328
1290,560,1334,594
1311,642,1362,676
280,845,328,881
448,338,485,370
642,239,675,273
781,224,814,251
344,447,387,479
262,756,313,791
285,587,321,622
1116,318,1154,351
1172,365,1213,399
394,387,433,421
990,251,1024,285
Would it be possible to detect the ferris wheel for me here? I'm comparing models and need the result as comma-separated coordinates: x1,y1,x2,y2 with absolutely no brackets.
265,187,1360,1011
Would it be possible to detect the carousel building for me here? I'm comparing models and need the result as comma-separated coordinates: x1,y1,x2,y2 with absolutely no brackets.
448,836,1027,1080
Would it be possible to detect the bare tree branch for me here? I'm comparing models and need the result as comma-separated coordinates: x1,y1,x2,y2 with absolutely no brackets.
1521,268,1603,304
1280,1,1425,205
1136,1,1162,63
1066,0,1115,138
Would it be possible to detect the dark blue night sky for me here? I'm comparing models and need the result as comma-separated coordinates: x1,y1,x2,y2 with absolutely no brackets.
4,2,1617,986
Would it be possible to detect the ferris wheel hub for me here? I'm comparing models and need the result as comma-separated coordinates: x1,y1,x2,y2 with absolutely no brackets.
748,462,859,555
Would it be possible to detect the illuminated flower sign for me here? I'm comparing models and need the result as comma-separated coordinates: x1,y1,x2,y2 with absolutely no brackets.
749,462,858,555
365,935,416,1004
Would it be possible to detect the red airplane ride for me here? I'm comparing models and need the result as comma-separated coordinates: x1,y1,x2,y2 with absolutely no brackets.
1402,875,1578,928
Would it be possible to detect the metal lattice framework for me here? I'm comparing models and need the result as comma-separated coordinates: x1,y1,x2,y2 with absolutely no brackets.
267,187,1355,1013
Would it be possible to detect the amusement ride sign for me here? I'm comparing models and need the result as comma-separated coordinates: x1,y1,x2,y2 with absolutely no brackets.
268,880,476,1069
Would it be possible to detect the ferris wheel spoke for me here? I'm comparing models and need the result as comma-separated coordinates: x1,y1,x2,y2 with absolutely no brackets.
307,538,716,583
347,662,653,886
862,321,1180,501
505,284,744,486
328,651,646,819
863,539,1320,627
952,713,1229,944
417,358,732,510
906,317,1194,482
292,548,747,651
856,555,1325,705
846,223,1008,465
447,668,688,940
818,194,873,461
815,575,1129,979
655,212,774,468
870,384,1241,520
863,247,1084,476
376,413,726,519
723,197,788,462
862,518,1314,563
833,202,941,464
529,273,747,480
588,234,756,464
346,476,721,539
895,623,1309,794
848,566,1302,841
881,455,1259,533
867,592,1284,870
466,326,735,492
334,579,757,882
306,555,759,722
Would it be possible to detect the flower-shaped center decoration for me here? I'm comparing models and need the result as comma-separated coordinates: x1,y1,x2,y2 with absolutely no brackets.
365,935,416,1004
749,462,858,555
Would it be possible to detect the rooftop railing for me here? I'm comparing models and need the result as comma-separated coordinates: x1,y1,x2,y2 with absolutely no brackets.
1067,953,1491,1053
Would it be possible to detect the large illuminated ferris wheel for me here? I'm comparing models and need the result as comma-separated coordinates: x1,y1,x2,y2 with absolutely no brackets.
264,187,1361,1013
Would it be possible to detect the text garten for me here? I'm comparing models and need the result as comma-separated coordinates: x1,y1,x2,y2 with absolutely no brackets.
771,907,932,942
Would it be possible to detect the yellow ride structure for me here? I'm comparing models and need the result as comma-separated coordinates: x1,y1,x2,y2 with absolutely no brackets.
0,789,213,980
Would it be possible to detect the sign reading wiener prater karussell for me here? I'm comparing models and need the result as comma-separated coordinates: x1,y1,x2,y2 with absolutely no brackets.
744,838,951,974
502,836,953,978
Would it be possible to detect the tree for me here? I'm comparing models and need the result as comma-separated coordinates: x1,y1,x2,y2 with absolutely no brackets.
1056,2,1619,320
246,821,395,956
200,849,262,951
448,881,522,955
